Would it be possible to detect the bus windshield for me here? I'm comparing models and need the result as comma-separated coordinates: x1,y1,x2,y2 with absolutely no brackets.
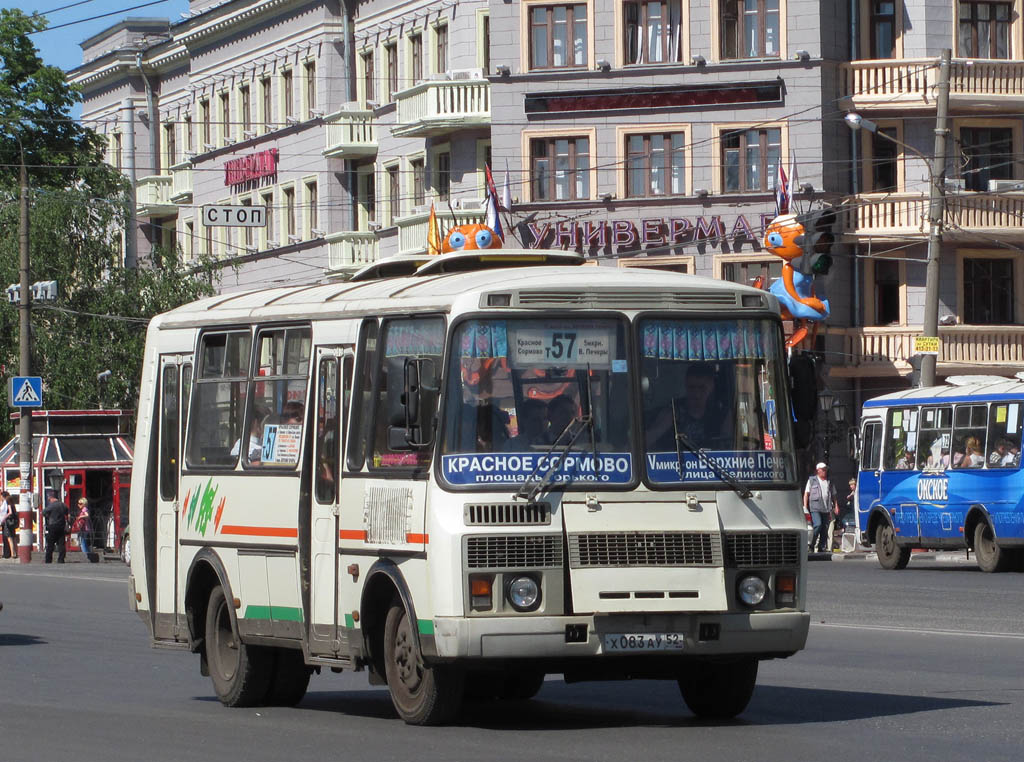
638,318,794,486
441,318,633,487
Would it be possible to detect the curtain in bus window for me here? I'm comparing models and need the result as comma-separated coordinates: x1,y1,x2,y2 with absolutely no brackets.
986,401,1022,468
640,319,774,361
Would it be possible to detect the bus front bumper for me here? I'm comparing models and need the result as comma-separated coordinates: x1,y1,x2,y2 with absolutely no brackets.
430,610,809,660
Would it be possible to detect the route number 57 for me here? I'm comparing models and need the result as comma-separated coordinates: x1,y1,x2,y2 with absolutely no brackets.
546,332,577,360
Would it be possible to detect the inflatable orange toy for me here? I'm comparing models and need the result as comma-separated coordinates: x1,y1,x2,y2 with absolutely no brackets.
763,213,830,348
442,223,503,253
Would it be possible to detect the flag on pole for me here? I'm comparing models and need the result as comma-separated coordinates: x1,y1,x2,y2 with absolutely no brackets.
427,202,442,255
789,151,800,213
775,162,790,216
483,163,505,242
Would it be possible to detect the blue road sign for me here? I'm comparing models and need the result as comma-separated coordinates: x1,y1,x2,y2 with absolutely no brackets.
9,376,43,408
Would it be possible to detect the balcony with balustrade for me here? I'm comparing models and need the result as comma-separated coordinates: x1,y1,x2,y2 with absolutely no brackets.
392,80,490,138
840,58,1024,111
325,231,379,272
136,174,176,217
395,202,486,255
323,110,377,158
825,325,1024,378
841,191,1024,241
170,161,192,204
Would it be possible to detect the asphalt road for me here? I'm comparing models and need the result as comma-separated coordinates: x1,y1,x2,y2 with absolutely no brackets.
2,559,1023,762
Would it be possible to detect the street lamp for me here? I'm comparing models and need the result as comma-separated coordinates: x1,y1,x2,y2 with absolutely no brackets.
817,390,848,462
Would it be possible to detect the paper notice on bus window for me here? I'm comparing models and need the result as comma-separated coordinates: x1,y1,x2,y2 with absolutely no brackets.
909,411,918,431
261,424,302,464
907,432,918,453
893,411,903,427
996,405,1007,424
941,433,951,449
1009,404,1020,434
924,409,934,425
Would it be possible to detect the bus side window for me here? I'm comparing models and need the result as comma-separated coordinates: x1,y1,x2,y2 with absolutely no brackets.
186,331,252,467
917,406,952,470
159,363,180,501
315,357,339,503
884,407,918,470
951,404,988,469
986,402,1022,469
347,320,379,472
861,421,882,471
247,326,311,468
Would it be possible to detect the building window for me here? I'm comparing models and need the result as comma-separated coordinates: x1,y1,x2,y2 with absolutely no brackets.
870,127,899,192
284,187,296,238
870,1,897,58
386,43,398,99
529,4,588,69
362,51,374,104
200,99,211,148
411,158,426,207
241,197,254,248
306,181,318,236
720,0,780,60
112,132,122,170
531,136,591,200
164,123,176,170
387,164,401,223
219,92,230,145
720,256,781,287
261,77,272,131
436,151,451,202
304,61,316,118
964,258,1014,324
435,23,448,74
240,85,251,135
624,1,683,64
185,221,194,261
481,14,491,73
184,114,192,154
873,259,901,325
626,131,685,197
721,127,781,193
410,33,423,84
262,190,275,246
960,126,1013,191
358,168,376,230
282,70,294,119
958,1,1010,59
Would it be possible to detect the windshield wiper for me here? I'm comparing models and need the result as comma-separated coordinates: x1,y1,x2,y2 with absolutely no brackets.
671,398,752,500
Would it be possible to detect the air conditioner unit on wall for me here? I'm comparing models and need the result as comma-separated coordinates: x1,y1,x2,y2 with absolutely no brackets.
988,179,1024,192
447,68,484,81
944,178,965,192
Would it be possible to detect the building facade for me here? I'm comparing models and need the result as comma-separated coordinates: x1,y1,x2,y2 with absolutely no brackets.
69,0,1024,445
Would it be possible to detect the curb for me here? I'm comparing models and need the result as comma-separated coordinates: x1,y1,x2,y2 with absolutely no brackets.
811,550,975,564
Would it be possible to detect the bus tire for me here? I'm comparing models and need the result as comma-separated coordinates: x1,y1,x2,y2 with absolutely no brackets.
205,585,272,707
678,657,758,719
974,522,1011,573
264,648,311,706
383,599,464,725
875,524,910,570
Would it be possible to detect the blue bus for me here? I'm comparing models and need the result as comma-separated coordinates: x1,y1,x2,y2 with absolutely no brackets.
856,378,1024,572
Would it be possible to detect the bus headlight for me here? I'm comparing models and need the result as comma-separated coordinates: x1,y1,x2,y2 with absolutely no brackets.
506,575,540,612
737,575,767,606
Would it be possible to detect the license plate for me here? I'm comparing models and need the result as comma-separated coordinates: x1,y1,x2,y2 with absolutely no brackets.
602,633,686,652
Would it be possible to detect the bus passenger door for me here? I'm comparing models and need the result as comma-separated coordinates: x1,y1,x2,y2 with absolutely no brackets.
857,419,883,537
155,355,191,641
308,347,352,656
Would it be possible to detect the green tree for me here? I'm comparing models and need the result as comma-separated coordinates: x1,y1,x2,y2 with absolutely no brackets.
0,9,219,442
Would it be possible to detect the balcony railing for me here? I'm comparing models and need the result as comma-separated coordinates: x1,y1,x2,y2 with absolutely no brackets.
840,58,1024,110
323,110,377,158
170,161,192,203
826,325,1024,376
396,203,486,255
393,80,490,137
842,192,1024,239
326,231,378,271
136,175,175,217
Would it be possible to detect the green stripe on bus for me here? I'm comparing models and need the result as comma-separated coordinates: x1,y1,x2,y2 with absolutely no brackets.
417,619,434,635
344,613,355,629
242,605,304,622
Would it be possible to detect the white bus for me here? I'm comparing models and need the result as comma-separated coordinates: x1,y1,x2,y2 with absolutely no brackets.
129,250,809,724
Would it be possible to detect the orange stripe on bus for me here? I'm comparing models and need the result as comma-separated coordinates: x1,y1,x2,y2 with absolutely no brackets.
220,525,298,538
339,529,367,540
406,533,429,544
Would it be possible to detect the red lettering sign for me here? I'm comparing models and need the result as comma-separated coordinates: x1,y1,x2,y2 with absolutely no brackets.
224,149,279,186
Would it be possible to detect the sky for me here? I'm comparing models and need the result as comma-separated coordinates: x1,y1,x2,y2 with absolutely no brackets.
10,0,188,73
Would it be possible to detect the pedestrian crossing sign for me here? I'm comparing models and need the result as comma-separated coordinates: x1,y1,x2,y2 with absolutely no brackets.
8,376,43,408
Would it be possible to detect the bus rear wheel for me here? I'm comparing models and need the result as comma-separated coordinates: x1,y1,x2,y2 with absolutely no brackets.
205,585,272,707
678,657,758,719
974,522,1012,573
875,524,910,570
383,600,464,725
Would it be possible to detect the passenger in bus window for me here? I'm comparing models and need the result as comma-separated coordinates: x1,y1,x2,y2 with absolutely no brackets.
963,436,985,467
646,363,722,450
546,394,578,442
989,439,1016,467
231,406,267,462
895,450,915,470
475,403,510,451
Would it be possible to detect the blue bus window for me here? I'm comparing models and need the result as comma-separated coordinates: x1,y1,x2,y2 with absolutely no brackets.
987,402,1022,468
885,407,918,470
917,406,952,470
951,404,987,469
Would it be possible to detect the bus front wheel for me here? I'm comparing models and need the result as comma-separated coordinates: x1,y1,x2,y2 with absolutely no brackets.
383,600,464,725
974,522,1012,573
678,657,758,719
875,524,911,570
205,585,272,707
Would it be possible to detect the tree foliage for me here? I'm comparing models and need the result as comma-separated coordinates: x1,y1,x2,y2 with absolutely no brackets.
0,9,219,443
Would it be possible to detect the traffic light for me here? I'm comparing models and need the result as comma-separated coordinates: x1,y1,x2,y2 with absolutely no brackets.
792,208,837,277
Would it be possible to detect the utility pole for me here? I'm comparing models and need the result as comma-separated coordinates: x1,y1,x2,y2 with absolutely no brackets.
123,97,138,269
17,145,32,562
920,49,952,388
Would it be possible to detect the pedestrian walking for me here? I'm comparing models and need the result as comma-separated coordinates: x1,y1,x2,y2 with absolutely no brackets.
803,462,839,553
1,491,15,558
43,494,69,564
71,498,96,562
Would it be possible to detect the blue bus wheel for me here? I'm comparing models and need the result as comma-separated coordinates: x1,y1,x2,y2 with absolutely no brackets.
875,525,910,570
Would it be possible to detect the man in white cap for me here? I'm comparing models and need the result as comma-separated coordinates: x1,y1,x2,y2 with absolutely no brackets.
804,462,839,553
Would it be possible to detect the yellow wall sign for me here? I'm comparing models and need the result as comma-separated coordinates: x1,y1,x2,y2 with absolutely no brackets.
913,336,940,355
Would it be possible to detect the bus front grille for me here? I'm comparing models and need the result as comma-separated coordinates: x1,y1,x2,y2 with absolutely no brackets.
568,532,723,568
464,502,551,526
465,534,563,569
725,532,802,567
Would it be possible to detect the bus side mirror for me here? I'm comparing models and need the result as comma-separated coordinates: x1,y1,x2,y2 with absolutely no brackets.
847,429,860,462
398,357,437,449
